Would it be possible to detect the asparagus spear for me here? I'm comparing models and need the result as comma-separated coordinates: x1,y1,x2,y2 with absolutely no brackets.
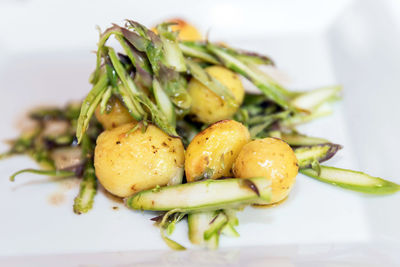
108,47,178,136
301,166,400,195
90,25,121,84
73,134,97,214
249,110,291,138
156,23,187,72
207,44,291,109
122,20,191,110
107,47,146,118
9,169,75,182
76,72,109,143
114,34,152,88
0,129,40,159
126,177,271,212
281,102,333,127
158,209,187,250
203,211,228,241
188,211,219,249
290,85,342,112
294,144,342,169
178,41,219,64
153,79,176,127
214,44,275,66
179,41,275,66
277,131,330,146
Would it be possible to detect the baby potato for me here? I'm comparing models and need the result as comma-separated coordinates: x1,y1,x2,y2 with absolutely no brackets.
95,97,136,130
188,66,245,124
233,138,299,203
185,120,250,182
170,18,202,41
153,18,202,41
94,123,185,197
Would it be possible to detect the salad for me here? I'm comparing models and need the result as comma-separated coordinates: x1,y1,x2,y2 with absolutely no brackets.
1,18,399,250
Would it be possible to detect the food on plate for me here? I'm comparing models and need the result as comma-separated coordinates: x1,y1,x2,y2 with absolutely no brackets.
94,123,185,197
188,66,245,124
95,97,136,130
185,120,250,182
153,18,202,41
2,18,399,251
233,137,298,203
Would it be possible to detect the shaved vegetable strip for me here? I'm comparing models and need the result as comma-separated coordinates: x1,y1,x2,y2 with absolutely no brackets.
73,134,97,214
301,166,400,195
126,177,271,212
207,44,291,109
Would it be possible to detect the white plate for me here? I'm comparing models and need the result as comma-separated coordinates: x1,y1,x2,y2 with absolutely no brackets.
0,0,399,266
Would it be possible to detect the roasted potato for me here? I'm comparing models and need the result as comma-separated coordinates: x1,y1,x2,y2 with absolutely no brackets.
185,120,250,182
153,18,202,41
95,97,136,130
233,138,298,203
94,123,185,197
188,66,245,124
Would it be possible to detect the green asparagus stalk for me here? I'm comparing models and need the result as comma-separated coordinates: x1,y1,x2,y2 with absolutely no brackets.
73,134,97,214
249,111,290,138
114,34,153,88
301,166,400,195
76,72,109,143
99,86,113,114
281,102,333,127
203,211,228,241
290,85,342,112
158,209,187,250
214,44,275,66
178,41,219,64
220,209,240,237
108,47,178,136
188,211,219,249
153,79,176,127
126,177,271,212
107,47,145,118
122,21,192,110
73,164,97,214
0,129,40,159
156,23,187,72
277,131,330,146
207,44,291,109
91,25,121,84
9,169,75,182
294,144,342,169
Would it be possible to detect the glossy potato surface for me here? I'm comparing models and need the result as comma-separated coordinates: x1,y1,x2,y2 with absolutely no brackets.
95,98,135,130
94,123,185,197
233,138,298,203
185,120,250,182
188,66,245,124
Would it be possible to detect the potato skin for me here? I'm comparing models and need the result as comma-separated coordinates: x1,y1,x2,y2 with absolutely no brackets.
185,120,250,182
233,138,299,203
152,18,202,41
168,18,202,41
188,66,245,124
94,123,185,197
95,98,135,130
